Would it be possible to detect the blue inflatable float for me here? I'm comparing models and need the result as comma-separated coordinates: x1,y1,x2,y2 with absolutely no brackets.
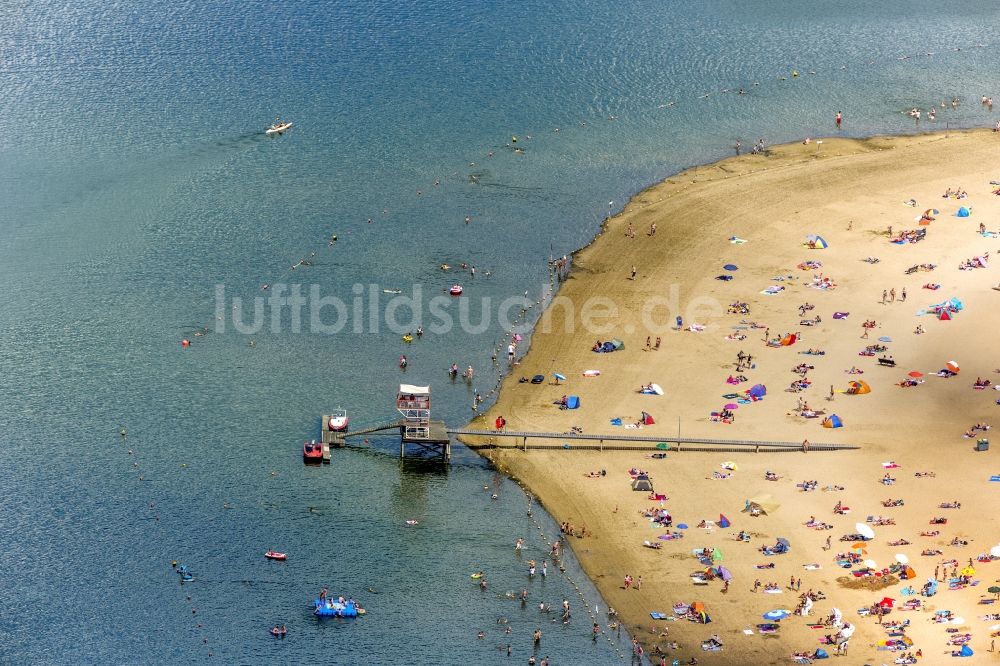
314,598,360,618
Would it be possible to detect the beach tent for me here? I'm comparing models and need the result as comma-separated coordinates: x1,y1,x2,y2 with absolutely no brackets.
779,333,797,346
939,309,952,321
822,414,843,428
711,547,723,562
566,396,580,409
631,474,653,492
743,494,779,516
958,644,973,657
814,648,829,659
846,380,871,395
718,514,731,528
806,234,829,249
748,384,767,399
598,339,625,352
957,206,971,217
641,411,655,425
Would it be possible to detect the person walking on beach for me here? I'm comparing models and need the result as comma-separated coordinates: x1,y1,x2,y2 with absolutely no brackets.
630,265,637,281
889,288,896,303
635,576,642,590
835,111,843,128
507,343,515,363
648,222,657,236
901,287,907,302
882,289,887,304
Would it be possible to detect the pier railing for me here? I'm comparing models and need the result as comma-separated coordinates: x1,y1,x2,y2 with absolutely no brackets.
449,429,856,453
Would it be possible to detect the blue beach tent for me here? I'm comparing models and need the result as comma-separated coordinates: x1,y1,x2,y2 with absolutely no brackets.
566,396,580,409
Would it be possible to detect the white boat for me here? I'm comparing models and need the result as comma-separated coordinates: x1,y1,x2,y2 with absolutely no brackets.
327,408,349,432
266,121,293,135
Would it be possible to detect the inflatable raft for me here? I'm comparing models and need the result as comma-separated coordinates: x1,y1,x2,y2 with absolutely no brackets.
314,598,362,618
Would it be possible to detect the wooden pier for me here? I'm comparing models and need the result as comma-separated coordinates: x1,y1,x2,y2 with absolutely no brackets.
400,420,451,460
317,385,855,463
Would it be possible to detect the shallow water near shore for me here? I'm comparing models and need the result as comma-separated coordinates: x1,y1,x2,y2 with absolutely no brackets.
1,0,999,662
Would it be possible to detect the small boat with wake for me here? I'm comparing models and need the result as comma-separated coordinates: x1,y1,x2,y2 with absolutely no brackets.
449,285,463,296
266,120,293,135
265,550,287,561
303,439,323,463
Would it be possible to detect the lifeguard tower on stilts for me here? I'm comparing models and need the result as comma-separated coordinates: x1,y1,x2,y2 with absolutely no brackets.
396,384,451,460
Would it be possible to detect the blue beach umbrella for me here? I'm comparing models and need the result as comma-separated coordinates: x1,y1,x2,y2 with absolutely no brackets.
676,523,689,530
553,372,566,382
762,609,790,621
723,264,739,271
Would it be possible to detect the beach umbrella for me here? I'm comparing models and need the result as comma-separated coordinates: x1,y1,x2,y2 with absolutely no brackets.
724,403,739,410
864,559,878,569
894,553,909,565
723,264,739,272
990,545,1000,558
946,360,960,374
960,565,976,576
878,597,895,608
907,371,923,378
553,372,566,383
762,609,790,621
851,546,868,555
851,542,868,550
987,585,1000,599
677,523,688,530
856,523,875,540
718,566,732,582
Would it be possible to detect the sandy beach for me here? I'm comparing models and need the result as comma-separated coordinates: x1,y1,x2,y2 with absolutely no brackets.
468,130,1000,664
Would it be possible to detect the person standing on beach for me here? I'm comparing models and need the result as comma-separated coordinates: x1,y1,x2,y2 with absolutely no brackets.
901,287,907,302
630,265,637,280
889,288,896,303
649,222,657,236
882,289,887,304
635,576,642,590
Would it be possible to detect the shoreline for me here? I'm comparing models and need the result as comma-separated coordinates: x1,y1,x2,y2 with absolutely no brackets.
464,127,1000,664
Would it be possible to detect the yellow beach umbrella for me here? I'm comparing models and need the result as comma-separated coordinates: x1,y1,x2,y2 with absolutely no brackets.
960,566,976,576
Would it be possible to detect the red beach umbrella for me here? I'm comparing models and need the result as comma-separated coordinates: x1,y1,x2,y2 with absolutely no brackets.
907,371,923,378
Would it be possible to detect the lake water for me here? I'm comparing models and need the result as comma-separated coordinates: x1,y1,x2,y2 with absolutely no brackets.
1,0,998,662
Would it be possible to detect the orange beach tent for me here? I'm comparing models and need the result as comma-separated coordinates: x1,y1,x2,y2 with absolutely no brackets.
846,380,871,395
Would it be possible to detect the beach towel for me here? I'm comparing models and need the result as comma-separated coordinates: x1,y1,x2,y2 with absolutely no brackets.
729,237,748,244
610,418,622,426
832,312,849,319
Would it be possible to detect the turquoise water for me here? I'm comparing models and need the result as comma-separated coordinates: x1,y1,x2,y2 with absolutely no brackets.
1,1,998,662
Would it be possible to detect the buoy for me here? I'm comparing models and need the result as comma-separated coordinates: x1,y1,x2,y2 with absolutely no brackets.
182,339,190,347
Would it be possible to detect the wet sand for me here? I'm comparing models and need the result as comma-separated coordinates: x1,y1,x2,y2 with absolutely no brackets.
467,130,1000,664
